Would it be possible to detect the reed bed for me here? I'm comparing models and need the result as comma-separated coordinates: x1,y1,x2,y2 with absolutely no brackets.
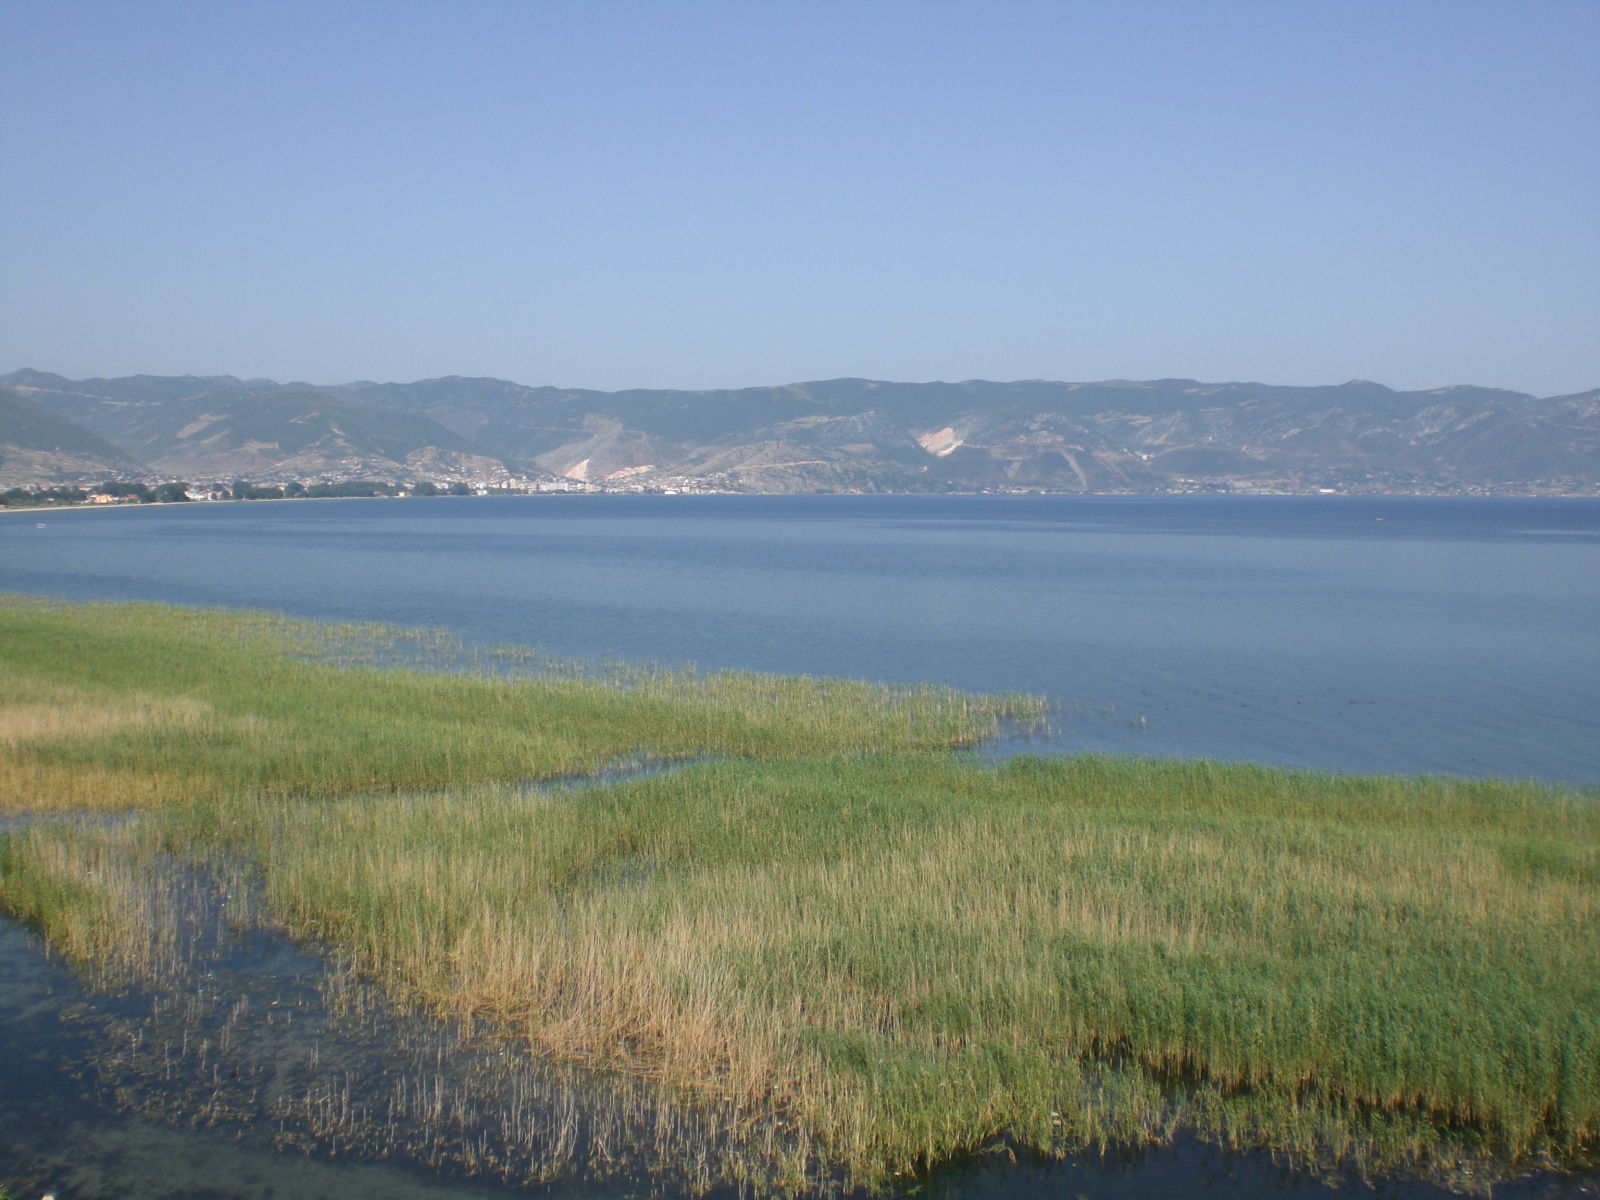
0,596,1042,813
3,596,1596,1193
12,756,1583,1190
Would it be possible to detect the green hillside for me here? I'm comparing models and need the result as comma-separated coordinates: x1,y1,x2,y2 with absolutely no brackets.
5,369,1597,494
0,388,145,481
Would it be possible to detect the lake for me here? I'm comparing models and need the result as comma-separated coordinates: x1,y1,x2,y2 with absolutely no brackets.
4,492,1597,782
3,492,1599,1200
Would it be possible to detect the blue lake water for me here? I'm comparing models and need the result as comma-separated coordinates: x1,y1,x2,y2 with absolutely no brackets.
4,492,1598,783
3,492,1599,1199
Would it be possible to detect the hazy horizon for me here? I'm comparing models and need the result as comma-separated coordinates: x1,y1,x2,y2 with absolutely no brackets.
7,365,1596,401
3,1,1595,396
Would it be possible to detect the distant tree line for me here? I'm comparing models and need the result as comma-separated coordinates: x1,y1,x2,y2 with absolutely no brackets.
1,485,90,507
302,480,394,498
1,480,192,507
230,480,288,500
286,480,473,497
2,478,481,508
88,480,192,503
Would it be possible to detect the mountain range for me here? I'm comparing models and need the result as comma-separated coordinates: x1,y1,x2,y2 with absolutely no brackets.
3,369,1597,495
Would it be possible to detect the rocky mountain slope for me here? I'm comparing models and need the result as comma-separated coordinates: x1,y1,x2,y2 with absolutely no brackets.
3,369,1596,494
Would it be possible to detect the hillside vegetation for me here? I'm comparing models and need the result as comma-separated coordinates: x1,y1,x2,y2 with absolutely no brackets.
4,369,1596,493
0,387,145,484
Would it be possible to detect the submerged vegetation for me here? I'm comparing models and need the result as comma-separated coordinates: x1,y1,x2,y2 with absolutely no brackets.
1,596,1596,1195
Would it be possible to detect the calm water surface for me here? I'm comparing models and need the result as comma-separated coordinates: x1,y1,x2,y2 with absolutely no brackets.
2,494,1599,1198
4,493,1597,781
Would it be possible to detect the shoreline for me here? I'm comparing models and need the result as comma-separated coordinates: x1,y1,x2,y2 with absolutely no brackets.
7,487,1600,514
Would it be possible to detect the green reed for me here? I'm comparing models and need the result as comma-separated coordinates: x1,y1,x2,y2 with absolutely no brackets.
3,596,1595,1193
34,755,1577,1190
0,596,1042,812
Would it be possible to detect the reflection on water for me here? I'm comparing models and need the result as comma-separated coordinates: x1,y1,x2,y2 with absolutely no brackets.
2,870,1595,1200
0,859,790,1200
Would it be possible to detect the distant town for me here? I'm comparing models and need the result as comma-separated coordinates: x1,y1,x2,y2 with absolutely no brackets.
5,472,1588,510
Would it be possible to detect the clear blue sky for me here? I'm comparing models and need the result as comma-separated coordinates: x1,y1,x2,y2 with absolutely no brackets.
3,0,1595,395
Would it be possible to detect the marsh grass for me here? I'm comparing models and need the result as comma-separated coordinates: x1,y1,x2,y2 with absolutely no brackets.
1,849,821,1197
3,597,1597,1194
243,759,1597,1181
0,596,1042,813
15,756,1592,1191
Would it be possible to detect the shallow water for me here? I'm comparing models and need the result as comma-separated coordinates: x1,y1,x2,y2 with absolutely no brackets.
4,494,1597,782
2,855,1596,1200
0,864,775,1200
4,494,1599,1196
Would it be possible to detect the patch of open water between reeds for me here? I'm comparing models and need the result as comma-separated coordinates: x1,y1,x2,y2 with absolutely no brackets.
2,799,1596,1200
